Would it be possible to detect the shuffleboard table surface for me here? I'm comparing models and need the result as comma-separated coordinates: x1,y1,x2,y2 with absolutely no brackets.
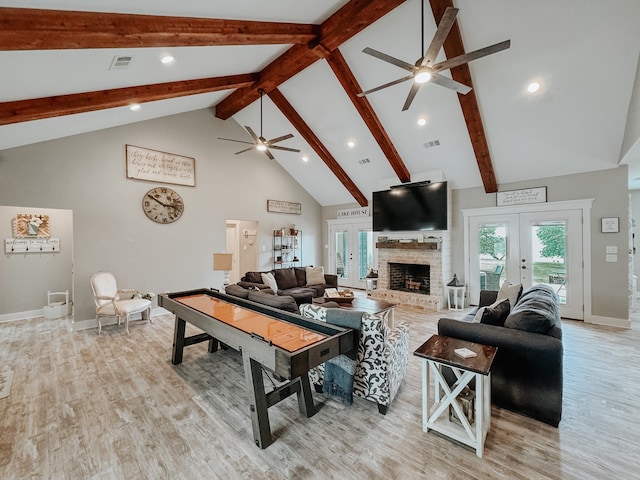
174,293,326,352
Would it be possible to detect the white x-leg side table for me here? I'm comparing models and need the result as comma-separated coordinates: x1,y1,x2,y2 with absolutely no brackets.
414,335,497,458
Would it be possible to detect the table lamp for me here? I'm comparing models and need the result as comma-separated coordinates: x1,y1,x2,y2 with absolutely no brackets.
213,253,233,289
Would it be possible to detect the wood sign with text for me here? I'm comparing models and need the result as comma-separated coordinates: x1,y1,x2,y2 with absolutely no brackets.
126,145,196,187
497,187,547,206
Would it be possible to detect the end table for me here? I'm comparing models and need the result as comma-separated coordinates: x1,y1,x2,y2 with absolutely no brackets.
413,334,497,457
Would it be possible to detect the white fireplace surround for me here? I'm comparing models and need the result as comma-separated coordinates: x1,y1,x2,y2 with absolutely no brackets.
372,237,453,311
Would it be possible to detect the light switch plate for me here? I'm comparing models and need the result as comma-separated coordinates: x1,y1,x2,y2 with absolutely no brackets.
606,246,618,254
606,254,617,262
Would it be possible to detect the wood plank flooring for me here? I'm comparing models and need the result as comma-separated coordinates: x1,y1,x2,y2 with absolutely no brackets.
1,304,639,479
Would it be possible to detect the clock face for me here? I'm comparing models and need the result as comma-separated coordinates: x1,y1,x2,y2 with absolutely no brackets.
142,187,184,224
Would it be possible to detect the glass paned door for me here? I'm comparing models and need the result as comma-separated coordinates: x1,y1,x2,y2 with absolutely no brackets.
329,220,373,289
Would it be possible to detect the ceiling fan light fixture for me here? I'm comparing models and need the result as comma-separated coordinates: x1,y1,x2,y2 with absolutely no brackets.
256,144,267,152
414,71,432,84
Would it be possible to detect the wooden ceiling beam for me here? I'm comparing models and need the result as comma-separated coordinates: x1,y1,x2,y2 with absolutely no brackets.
0,74,257,126
0,7,319,50
326,49,411,183
215,0,407,120
268,88,368,207
428,0,498,193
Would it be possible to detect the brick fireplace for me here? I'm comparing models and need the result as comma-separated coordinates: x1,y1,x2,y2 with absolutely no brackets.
372,239,451,311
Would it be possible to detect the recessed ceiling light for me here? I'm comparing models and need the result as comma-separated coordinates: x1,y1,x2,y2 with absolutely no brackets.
417,117,427,126
527,82,540,93
302,156,309,162
161,54,174,64
129,103,141,111
347,140,355,149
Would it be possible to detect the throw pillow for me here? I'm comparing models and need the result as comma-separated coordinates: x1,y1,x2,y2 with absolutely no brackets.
472,298,510,324
306,266,325,286
261,272,279,294
496,281,522,309
273,268,298,290
479,298,510,326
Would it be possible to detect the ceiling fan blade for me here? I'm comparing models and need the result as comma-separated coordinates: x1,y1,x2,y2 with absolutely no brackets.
218,137,255,145
429,73,472,94
264,149,275,160
358,74,415,97
362,47,417,72
267,133,294,144
269,145,301,153
434,39,511,72
402,82,422,111
422,6,459,66
244,125,260,142
235,147,255,155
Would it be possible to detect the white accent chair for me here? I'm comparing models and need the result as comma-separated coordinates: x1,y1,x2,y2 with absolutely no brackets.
90,272,152,334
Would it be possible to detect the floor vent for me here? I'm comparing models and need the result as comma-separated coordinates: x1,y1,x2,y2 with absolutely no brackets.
423,140,441,149
358,158,371,165
109,56,134,70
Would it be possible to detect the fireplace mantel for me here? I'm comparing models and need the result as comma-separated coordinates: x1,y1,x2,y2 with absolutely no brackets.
375,241,439,250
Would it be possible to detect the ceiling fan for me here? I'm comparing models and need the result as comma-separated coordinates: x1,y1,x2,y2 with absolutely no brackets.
218,89,300,160
358,3,511,111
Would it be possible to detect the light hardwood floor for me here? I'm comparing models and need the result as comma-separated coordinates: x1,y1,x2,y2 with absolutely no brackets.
1,303,639,479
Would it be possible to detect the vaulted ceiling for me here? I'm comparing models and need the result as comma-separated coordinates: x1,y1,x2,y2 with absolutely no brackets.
2,0,640,206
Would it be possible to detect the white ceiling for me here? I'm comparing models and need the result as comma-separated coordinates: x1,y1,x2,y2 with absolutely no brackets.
2,0,640,205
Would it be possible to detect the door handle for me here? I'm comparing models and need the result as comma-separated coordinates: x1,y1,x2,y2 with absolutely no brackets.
521,266,527,269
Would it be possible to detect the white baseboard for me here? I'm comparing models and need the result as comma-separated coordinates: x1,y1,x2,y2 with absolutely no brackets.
0,309,45,324
587,315,631,329
71,307,170,331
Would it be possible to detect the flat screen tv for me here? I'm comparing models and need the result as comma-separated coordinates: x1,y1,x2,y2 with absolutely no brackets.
373,181,448,232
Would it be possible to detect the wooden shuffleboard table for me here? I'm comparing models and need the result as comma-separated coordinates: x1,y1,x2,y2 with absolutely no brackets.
158,288,354,448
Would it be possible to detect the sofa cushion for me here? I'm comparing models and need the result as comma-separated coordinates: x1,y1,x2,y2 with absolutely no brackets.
478,299,511,326
497,281,522,309
273,268,298,290
294,267,307,286
261,272,279,293
306,266,326,286
225,284,251,299
248,291,298,313
244,271,264,284
504,285,559,334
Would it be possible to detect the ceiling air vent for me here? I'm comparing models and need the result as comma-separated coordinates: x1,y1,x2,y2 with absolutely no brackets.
109,56,134,70
358,158,371,165
423,140,441,149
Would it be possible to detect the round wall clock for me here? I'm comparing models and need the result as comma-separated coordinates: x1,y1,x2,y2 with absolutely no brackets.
142,187,184,224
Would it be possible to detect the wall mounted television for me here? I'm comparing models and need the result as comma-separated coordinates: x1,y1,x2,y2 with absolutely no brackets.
373,181,448,232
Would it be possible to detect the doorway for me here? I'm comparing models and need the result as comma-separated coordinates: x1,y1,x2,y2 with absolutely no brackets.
226,219,259,285
328,219,374,289
464,200,592,320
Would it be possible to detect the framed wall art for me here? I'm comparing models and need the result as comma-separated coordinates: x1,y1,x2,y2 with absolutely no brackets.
126,145,196,187
601,217,619,233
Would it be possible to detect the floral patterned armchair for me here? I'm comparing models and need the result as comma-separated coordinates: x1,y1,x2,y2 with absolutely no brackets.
299,303,409,414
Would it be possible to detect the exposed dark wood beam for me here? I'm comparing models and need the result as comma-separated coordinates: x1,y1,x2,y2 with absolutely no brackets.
326,49,411,184
0,8,319,50
268,88,368,207
215,0,407,120
0,74,257,126
429,0,498,193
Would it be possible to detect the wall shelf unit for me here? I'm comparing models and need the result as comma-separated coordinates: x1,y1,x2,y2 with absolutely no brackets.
273,230,301,269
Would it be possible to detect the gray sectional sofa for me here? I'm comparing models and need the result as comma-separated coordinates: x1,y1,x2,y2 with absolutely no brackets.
438,284,563,427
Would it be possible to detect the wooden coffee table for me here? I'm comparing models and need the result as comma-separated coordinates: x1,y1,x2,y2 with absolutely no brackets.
413,334,497,457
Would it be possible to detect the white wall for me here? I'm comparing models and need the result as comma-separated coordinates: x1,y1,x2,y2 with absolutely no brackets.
0,109,322,322
0,206,73,317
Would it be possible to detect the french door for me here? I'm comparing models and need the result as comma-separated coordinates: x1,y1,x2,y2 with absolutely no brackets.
328,219,374,289
467,206,585,320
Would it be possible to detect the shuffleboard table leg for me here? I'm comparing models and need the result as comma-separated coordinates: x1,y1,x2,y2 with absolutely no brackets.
297,373,316,418
172,316,186,365
242,354,272,449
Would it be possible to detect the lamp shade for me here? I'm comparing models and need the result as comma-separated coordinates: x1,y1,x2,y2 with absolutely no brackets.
213,253,233,271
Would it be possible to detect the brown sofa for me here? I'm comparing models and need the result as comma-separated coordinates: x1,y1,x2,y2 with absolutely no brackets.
226,266,338,312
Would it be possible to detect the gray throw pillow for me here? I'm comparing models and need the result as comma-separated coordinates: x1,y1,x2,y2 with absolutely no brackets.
504,286,559,334
273,267,298,290
479,298,510,326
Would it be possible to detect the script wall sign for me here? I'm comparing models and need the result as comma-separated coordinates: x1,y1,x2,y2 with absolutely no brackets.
497,187,547,207
126,145,196,187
